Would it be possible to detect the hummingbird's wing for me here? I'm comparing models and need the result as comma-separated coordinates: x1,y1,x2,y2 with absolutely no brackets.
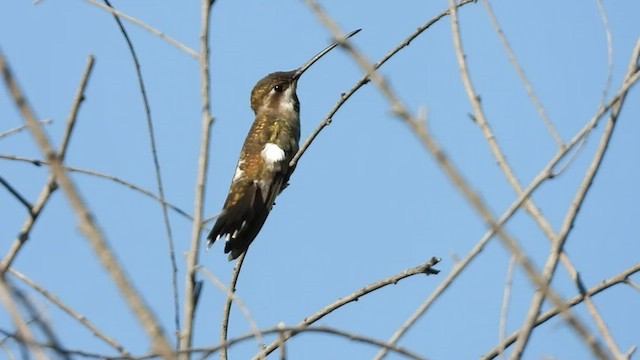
207,118,296,260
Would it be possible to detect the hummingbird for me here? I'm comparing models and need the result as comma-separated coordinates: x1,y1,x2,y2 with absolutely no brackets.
207,29,361,260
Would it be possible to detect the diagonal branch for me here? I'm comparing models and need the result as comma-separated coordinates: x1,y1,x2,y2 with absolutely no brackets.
83,0,199,59
0,51,176,359
290,0,476,169
300,2,639,359
0,119,52,140
220,251,248,360
0,278,47,360
480,0,563,147
1,55,95,275
9,268,130,356
0,154,193,222
511,37,640,359
483,262,640,359
253,257,440,359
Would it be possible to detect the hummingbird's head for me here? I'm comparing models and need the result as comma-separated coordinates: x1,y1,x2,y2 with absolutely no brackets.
250,71,300,116
249,29,362,116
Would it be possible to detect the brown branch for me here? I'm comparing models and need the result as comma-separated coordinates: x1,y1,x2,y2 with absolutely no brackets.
483,262,640,359
301,2,640,359
497,256,516,359
0,119,52,140
511,37,640,359
374,64,640,359
0,278,47,360
220,251,248,360
0,55,95,275
290,0,476,169
0,324,427,360
596,0,614,105
197,264,264,354
0,51,175,359
103,0,181,343
480,0,563,147
253,257,440,359
8,268,129,356
0,176,32,214
180,0,215,354
83,0,199,58
0,155,193,222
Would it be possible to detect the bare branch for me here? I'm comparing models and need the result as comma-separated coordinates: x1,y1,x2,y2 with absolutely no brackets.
483,262,640,359
102,0,181,343
511,37,640,359
254,257,440,359
0,278,47,360
0,176,33,214
481,0,563,147
220,251,248,360
1,55,95,275
497,256,516,360
596,0,614,105
0,50,175,359
9,268,130,356
575,273,625,359
289,0,476,169
0,154,194,222
299,2,640,359
83,0,200,59
374,64,640,358
0,119,52,140
181,0,215,354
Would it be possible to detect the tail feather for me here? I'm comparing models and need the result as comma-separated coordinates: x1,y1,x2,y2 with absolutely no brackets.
207,183,270,260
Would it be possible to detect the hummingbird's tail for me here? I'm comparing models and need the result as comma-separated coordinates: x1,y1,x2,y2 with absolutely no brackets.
206,183,271,260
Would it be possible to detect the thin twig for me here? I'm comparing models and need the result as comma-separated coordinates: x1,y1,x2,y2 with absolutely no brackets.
220,251,248,360
497,256,516,360
290,0,476,169
0,155,193,222
9,268,130,356
83,0,199,59
253,257,440,359
576,273,625,359
481,0,563,147
0,325,427,360
277,322,286,360
0,120,52,140
0,278,47,360
625,279,640,292
103,0,181,344
10,286,71,360
302,2,637,359
0,55,95,275
0,176,33,214
180,0,215,354
596,0,614,105
198,266,262,347
374,64,640,358
511,38,640,360
483,262,640,359
0,50,176,359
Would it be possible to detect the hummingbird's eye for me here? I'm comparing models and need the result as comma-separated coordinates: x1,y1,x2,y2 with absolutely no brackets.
273,84,283,93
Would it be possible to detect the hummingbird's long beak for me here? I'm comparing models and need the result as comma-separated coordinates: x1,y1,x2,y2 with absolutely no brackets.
292,28,361,81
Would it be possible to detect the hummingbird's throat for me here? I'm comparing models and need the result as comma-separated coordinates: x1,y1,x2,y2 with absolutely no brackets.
277,86,297,113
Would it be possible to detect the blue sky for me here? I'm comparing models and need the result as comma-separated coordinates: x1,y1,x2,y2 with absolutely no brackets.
1,1,639,359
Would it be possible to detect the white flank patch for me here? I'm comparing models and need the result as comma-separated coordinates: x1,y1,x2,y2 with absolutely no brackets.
233,160,244,181
261,143,285,163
